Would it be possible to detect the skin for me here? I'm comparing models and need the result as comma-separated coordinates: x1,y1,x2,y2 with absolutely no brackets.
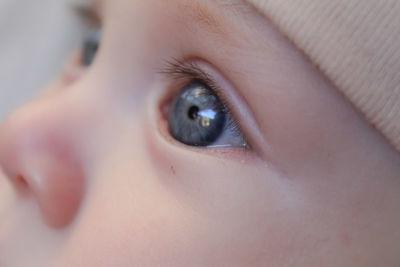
1,0,400,266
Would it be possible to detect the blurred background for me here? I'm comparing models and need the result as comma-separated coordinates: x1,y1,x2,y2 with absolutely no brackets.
0,0,89,120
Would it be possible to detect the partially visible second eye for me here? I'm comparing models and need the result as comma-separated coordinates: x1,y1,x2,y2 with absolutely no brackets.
81,28,101,66
168,81,247,148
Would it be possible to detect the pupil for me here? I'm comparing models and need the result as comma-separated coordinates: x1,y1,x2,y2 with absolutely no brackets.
188,106,199,120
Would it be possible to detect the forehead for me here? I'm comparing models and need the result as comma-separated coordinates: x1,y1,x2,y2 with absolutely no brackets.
95,0,249,9
96,0,254,26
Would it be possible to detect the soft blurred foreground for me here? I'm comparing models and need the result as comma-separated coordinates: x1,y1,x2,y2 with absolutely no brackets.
0,0,88,120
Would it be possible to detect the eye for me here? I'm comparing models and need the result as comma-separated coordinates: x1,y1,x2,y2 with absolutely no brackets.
168,80,247,148
81,28,101,66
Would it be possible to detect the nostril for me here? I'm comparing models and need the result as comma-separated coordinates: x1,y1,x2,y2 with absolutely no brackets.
13,175,30,194
15,175,27,186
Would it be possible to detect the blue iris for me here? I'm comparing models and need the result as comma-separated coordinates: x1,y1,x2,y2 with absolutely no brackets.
168,81,228,147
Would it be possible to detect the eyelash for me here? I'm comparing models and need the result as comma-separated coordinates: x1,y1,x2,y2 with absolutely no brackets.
160,59,246,148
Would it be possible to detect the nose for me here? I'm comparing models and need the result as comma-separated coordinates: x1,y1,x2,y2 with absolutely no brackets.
0,93,86,228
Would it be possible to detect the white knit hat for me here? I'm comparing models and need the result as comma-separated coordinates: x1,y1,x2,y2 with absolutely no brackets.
247,0,400,152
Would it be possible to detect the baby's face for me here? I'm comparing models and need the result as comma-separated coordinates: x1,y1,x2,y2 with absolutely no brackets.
1,0,400,266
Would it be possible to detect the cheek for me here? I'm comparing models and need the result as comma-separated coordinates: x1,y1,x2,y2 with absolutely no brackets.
144,111,311,263
145,116,400,264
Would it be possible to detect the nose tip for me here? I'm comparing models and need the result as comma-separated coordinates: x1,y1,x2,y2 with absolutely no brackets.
0,102,86,228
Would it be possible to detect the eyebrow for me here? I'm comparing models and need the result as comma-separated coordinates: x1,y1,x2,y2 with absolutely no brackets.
92,0,254,38
178,0,251,38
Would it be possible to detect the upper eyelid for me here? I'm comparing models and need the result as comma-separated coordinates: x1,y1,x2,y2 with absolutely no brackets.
159,59,221,95
159,58,232,107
